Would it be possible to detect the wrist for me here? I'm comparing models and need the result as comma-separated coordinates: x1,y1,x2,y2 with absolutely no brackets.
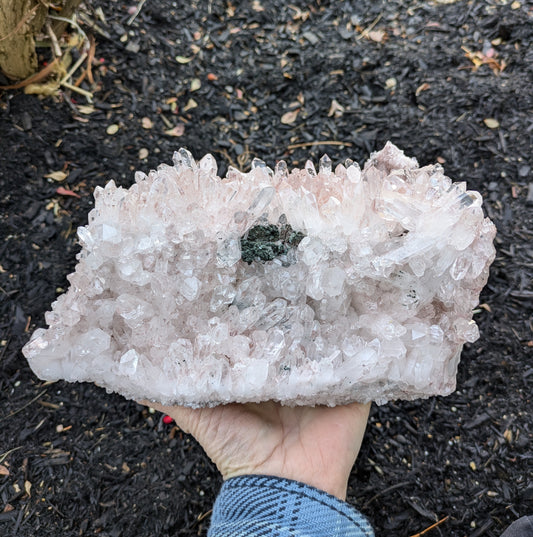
222,467,350,500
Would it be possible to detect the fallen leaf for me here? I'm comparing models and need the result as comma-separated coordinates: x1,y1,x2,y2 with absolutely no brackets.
281,109,299,124
190,78,201,91
176,55,193,64
183,98,197,112
164,124,185,137
142,117,153,129
484,118,499,129
511,1,521,9
106,124,119,135
3,504,14,513
385,77,397,90
77,105,96,114
45,171,67,182
328,99,345,118
0,465,9,476
56,187,81,198
368,29,386,43
24,480,31,497
416,82,431,96
207,73,218,81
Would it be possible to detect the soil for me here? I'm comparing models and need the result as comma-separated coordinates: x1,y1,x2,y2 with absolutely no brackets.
0,1,531,536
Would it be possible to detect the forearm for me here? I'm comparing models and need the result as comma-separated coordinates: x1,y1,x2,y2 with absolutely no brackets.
208,475,374,537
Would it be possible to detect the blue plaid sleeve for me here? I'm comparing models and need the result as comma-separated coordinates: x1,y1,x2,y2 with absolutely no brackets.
207,475,374,537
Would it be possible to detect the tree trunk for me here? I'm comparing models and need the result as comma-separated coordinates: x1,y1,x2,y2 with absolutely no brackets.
0,0,82,81
0,0,48,79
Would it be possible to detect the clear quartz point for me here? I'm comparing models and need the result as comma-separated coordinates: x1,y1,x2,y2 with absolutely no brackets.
173,148,197,171
252,157,267,169
319,154,332,175
275,160,289,180
305,160,317,176
199,153,218,175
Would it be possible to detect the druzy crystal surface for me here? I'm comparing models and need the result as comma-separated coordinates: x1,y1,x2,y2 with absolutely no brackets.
23,143,496,406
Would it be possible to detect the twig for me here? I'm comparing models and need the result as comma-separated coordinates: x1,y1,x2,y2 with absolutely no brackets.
0,58,60,89
362,481,411,509
47,14,89,50
0,446,22,465
60,51,87,84
45,20,62,58
287,140,353,150
409,516,449,537
127,0,148,25
61,80,93,100
0,390,47,422
356,12,383,40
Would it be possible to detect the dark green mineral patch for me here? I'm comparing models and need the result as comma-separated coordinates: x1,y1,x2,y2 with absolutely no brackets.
240,223,305,264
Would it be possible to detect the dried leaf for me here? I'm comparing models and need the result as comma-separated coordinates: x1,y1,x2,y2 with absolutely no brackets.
484,118,499,129
281,109,299,124
183,98,198,112
164,124,185,137
368,30,386,43
45,170,68,182
190,78,201,92
56,187,81,199
24,480,31,497
77,105,96,115
0,465,9,476
416,82,431,96
176,56,193,64
45,171,67,182
328,99,345,118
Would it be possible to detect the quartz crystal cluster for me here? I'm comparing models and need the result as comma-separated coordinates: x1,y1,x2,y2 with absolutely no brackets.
23,143,496,406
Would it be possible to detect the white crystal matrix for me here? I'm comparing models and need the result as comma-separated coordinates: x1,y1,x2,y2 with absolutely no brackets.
23,143,496,406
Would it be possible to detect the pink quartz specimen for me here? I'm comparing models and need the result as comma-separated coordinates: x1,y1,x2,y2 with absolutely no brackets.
23,143,496,406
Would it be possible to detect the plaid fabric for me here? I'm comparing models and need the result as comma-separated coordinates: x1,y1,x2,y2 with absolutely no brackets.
208,475,374,537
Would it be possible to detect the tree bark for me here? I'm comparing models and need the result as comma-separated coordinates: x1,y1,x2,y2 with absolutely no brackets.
0,0,82,81
0,0,48,79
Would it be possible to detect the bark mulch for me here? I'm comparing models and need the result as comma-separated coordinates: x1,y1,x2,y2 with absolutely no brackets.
0,1,531,536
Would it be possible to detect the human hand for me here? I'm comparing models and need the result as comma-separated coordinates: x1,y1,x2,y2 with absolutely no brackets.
141,400,370,500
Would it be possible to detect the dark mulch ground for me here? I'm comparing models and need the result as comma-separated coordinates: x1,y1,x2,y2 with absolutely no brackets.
1,1,532,536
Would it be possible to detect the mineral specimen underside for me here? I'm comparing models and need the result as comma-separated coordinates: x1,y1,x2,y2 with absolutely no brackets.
22,143,496,406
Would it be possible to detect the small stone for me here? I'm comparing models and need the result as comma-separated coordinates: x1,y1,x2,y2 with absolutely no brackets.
139,148,149,159
107,124,120,135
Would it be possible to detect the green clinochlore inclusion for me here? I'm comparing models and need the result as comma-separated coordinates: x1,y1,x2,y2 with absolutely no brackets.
240,224,305,264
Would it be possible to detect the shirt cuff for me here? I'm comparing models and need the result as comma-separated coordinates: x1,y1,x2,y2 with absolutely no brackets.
208,474,374,537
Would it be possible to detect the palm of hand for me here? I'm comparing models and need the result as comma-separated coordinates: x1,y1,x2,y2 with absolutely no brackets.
146,400,370,500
